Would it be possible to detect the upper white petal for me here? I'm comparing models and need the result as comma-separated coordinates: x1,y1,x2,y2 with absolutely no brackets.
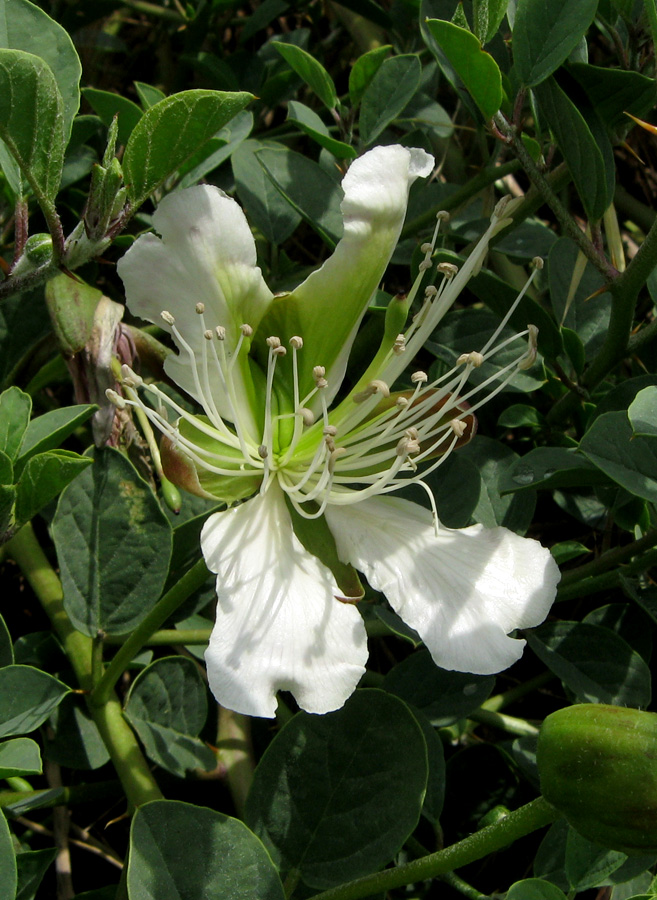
325,496,559,675
118,185,273,425
201,485,368,718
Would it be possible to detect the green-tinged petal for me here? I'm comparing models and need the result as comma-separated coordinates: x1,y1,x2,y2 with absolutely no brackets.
118,185,273,435
255,145,434,412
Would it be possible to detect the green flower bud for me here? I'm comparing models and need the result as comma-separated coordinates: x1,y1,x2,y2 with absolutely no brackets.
11,233,53,276
537,703,657,855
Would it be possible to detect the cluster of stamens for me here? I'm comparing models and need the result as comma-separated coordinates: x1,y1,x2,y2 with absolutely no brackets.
108,198,542,524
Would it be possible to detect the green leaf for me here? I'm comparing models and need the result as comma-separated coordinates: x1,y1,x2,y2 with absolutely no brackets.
123,89,253,208
82,88,142,146
0,614,13,666
628,387,657,437
272,42,338,110
474,0,510,44
0,0,81,143
15,848,56,900
286,101,357,159
134,80,166,109
0,387,30,462
16,404,96,474
424,19,502,118
14,450,92,529
0,483,16,543
383,649,495,725
551,541,589,565
458,436,537,534
348,45,391,107
535,77,614,222
124,657,215,778
526,621,652,707
568,63,657,131
500,446,609,493
507,879,568,900
232,139,302,244
579,411,657,504
128,800,285,900
0,287,51,391
0,738,41,778
178,109,253,189
0,49,65,205
0,812,16,900
513,0,598,87
44,696,109,771
565,828,628,892
359,54,422,146
52,448,173,636
245,689,428,889
256,146,343,247
0,666,70,737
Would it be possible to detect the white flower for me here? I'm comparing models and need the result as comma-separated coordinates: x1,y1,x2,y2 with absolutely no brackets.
116,145,560,718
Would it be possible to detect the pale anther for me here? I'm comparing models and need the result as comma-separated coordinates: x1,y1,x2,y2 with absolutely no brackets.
273,346,287,357
352,379,390,403
457,351,484,367
411,371,428,384
324,436,336,453
204,329,213,341
240,324,253,337
518,324,539,370
437,262,458,277
323,425,337,437
418,259,432,272
258,445,268,459
532,256,544,270
450,418,467,437
421,242,433,254
396,397,409,408
195,302,205,314
436,210,450,222
106,388,126,409
396,436,420,456
424,285,438,298
298,407,314,426
328,447,347,473
266,336,281,349
393,334,406,355
161,311,175,325
215,326,226,341
121,364,142,386
289,336,303,349
313,366,326,378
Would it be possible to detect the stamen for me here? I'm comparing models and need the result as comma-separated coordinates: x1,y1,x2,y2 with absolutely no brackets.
106,388,126,409
352,379,390,403
161,311,175,325
298,407,314,426
393,334,406,355
240,324,253,337
450,418,467,437
289,335,303,349
195,303,205,314
518,324,538,370
204,329,213,340
436,262,458,278
457,351,484,367
215,326,226,340
411,371,428,384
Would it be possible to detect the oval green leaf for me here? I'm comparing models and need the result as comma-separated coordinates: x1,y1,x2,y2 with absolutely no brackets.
359,54,422,146
0,666,70,738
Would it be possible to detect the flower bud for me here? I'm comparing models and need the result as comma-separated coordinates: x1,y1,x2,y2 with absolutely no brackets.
537,703,657,854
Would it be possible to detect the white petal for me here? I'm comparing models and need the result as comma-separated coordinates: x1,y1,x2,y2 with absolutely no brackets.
258,146,434,409
325,496,559,675
201,486,368,717
118,185,273,425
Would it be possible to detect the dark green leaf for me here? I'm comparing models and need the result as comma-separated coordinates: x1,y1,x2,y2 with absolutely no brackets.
628,387,657,437
134,81,166,109
52,448,172,636
535,77,613,222
0,387,30,462
0,614,12,666
232,139,302,244
349,45,391,106
128,800,285,900
286,101,357,159
513,0,598,87
124,657,215,778
526,621,652,707
359,54,422,146
82,88,142,147
500,446,610,493
14,450,92,528
272,42,337,110
425,19,502,118
459,436,536,534
245,689,427,888
0,483,16,543
0,49,65,205
474,0,510,44
0,288,54,391
383,649,495,725
0,811,16,900
568,63,657,131
0,666,69,737
124,89,253,207
15,847,56,900
45,696,109,770
0,0,81,142
565,828,628,891
257,146,343,247
0,738,41,778
16,405,96,473
507,880,568,900
579,411,657,504
178,109,253,189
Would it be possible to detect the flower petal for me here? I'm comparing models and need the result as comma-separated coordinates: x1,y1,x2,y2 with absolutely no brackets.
325,496,559,675
256,146,434,409
201,485,368,717
118,185,273,427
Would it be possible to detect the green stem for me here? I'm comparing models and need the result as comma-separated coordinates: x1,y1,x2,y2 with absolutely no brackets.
559,529,657,587
105,628,212,646
481,672,555,712
557,547,657,602
309,798,559,900
216,706,255,819
6,524,162,808
91,557,209,707
468,709,539,737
